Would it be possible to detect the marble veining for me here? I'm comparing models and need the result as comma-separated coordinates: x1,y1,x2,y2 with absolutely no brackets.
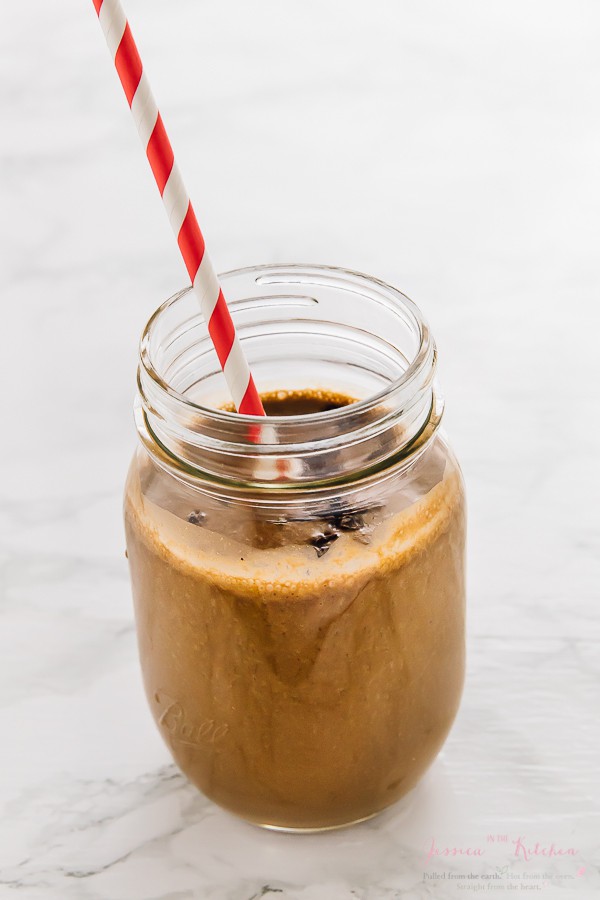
1,0,599,897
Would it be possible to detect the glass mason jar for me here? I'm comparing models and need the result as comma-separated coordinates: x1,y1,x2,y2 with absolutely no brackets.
124,264,466,832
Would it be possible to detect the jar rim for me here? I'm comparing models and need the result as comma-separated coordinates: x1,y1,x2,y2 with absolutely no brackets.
140,263,434,432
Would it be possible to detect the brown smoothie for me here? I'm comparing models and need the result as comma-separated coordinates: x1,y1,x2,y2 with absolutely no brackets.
124,390,466,830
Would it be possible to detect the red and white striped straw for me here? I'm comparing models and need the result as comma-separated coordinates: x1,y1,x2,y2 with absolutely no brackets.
92,0,265,417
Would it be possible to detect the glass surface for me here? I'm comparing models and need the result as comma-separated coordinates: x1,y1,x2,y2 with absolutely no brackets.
124,265,467,831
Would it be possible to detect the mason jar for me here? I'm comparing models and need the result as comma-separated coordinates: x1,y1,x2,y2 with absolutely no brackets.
124,264,466,832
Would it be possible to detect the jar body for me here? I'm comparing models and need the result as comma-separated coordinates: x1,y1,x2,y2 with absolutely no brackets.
124,433,465,830
124,265,466,830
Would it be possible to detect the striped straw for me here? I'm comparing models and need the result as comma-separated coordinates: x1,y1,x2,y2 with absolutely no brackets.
92,0,265,417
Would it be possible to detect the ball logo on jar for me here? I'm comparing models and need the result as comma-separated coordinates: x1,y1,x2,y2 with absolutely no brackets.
154,690,229,746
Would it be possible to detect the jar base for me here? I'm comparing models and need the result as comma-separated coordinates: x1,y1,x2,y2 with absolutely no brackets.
237,788,420,833
251,809,383,834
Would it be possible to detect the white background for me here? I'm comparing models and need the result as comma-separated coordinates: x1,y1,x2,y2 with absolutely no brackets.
1,1,599,898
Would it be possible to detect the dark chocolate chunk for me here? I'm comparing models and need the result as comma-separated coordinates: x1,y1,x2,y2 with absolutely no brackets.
310,524,339,558
334,512,366,532
187,510,206,526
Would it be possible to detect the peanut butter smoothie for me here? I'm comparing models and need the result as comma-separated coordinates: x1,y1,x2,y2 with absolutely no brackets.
124,389,466,830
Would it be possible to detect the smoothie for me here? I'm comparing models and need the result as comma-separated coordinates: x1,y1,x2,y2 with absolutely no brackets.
124,390,466,829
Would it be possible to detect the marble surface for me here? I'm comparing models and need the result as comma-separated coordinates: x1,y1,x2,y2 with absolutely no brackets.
1,0,599,897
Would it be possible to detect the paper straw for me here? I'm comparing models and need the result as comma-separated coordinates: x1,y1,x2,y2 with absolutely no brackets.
92,0,265,417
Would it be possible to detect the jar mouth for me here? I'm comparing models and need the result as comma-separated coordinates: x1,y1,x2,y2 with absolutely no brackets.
137,264,440,486
140,263,434,429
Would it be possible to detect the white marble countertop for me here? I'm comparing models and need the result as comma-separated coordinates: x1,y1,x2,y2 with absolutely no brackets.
1,1,599,897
